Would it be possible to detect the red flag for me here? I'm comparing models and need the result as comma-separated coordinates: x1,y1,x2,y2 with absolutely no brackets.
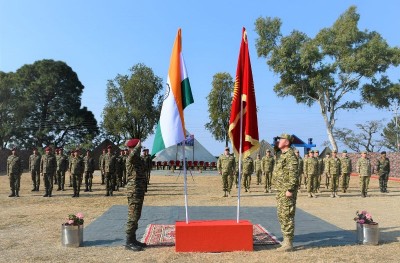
228,27,260,158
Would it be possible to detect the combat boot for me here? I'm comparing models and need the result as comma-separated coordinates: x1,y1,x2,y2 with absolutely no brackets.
330,192,335,198
32,185,36,192
8,191,16,197
276,238,293,252
15,190,19,197
43,190,49,197
125,235,143,251
105,191,110,196
334,192,340,198
307,193,312,198
312,193,317,198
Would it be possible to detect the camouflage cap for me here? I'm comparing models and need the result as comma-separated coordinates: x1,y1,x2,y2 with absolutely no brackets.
342,150,347,153
225,147,230,151
314,150,319,153
279,133,294,142
332,150,337,153
381,151,386,154
361,150,367,154
295,149,299,153
308,150,314,154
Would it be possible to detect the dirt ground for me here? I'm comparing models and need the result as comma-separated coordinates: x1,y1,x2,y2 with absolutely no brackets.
0,170,399,263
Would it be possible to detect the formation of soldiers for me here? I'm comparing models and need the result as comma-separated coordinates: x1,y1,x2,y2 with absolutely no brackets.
6,145,153,198
216,146,391,198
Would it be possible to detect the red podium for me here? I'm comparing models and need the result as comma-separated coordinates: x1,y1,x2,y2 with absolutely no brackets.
175,220,253,252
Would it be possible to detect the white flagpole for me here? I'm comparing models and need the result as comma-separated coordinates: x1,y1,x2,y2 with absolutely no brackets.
182,139,189,223
237,96,244,223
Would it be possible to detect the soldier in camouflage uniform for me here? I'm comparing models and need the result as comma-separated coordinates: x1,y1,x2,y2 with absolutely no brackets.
273,134,299,252
357,151,371,198
40,147,57,197
141,148,152,192
294,149,303,193
70,149,84,197
121,149,127,187
83,150,95,192
242,156,254,192
327,150,341,198
68,151,74,187
56,148,68,191
7,147,22,197
262,150,274,193
234,155,241,188
114,151,123,191
323,153,331,189
314,150,323,193
340,150,352,193
29,148,41,192
125,139,147,251
254,154,262,185
217,147,235,197
304,150,318,198
376,151,390,193
99,148,106,185
102,145,116,196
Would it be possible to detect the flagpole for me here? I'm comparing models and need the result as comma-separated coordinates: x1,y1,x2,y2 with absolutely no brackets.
237,97,244,223
182,139,189,224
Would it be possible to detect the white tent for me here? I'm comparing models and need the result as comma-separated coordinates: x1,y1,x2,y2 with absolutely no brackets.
153,135,217,163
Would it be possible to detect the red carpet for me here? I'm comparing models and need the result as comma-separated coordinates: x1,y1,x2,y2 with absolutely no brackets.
141,223,280,246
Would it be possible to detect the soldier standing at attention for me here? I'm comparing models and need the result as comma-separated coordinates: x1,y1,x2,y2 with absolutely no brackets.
314,150,323,193
99,148,106,185
340,150,352,193
70,149,84,197
262,150,274,193
114,151,122,191
294,149,303,193
254,154,263,185
68,150,74,187
121,149,127,187
234,155,241,188
304,150,318,198
141,148,152,192
40,147,56,197
376,151,390,193
7,147,22,197
327,150,341,198
125,138,147,251
273,134,299,252
103,145,116,196
357,151,371,198
83,150,95,192
217,147,235,197
56,148,68,191
242,155,254,192
29,147,41,192
323,153,331,189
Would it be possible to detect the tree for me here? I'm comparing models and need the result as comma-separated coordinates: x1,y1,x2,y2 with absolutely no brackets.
382,117,400,151
102,63,163,142
255,6,400,151
205,73,234,147
14,59,99,148
0,72,29,149
333,120,385,152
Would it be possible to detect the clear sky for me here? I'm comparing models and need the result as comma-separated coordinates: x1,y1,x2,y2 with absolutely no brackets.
1,0,399,155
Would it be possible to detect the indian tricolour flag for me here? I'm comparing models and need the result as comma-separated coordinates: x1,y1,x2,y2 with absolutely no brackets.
151,29,194,155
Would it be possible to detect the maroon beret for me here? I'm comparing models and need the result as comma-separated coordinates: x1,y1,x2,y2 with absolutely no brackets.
45,147,51,152
107,145,112,149
126,139,140,148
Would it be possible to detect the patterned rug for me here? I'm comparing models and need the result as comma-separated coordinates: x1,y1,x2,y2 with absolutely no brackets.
141,224,280,246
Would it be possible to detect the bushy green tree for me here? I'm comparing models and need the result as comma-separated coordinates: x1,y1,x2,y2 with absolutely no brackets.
205,72,234,147
255,6,400,151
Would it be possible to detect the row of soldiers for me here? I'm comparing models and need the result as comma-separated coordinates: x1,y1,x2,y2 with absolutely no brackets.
6,145,152,198
217,146,391,198
98,145,152,197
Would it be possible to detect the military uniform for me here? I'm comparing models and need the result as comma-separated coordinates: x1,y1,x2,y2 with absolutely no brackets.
242,156,254,192
83,151,95,192
217,148,235,197
70,151,84,197
376,152,390,193
295,150,303,191
122,150,128,186
340,151,352,193
262,153,274,193
29,150,41,191
322,155,331,189
356,151,371,197
304,151,318,197
125,139,147,251
141,149,152,192
254,155,262,185
102,147,116,196
40,148,57,197
315,152,323,192
327,152,341,197
99,149,106,185
234,157,241,188
115,153,123,191
56,150,68,191
7,149,22,197
273,134,299,252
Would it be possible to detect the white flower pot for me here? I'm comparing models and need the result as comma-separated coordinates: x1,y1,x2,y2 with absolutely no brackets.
61,224,83,247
